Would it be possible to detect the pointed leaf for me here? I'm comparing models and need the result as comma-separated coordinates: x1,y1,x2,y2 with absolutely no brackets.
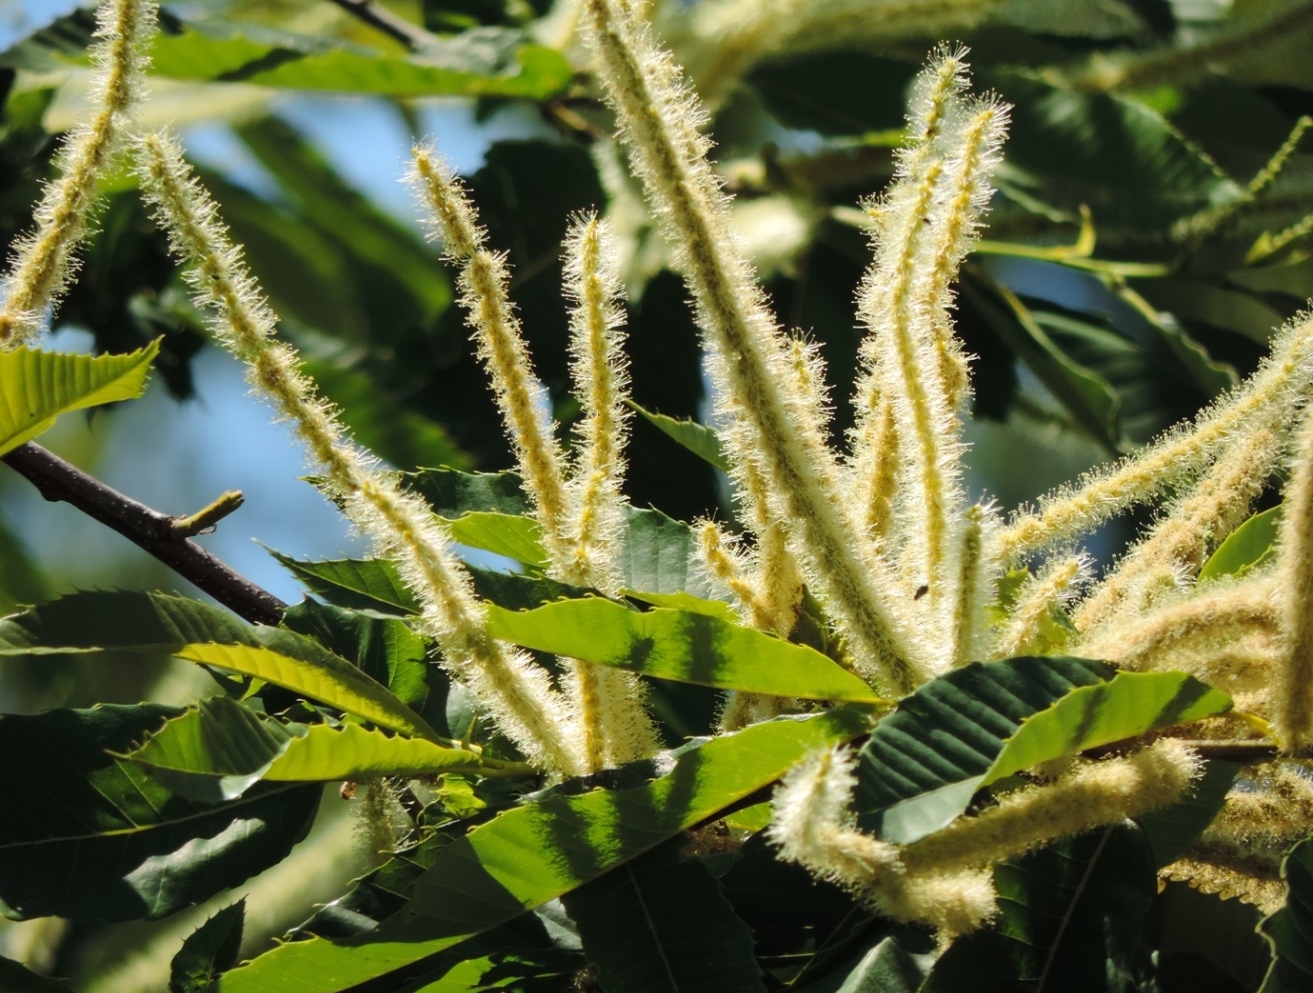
148,21,571,99
1200,505,1282,582
921,824,1158,993
0,954,78,992
170,900,246,993
1260,835,1313,991
485,597,882,703
0,704,320,922
626,401,730,473
447,512,548,568
214,710,870,993
269,551,420,615
563,838,766,993
123,696,485,802
855,658,1231,843
0,342,158,457
0,590,439,740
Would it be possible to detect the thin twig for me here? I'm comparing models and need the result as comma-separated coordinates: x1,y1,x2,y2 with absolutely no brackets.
2,443,286,625
325,0,436,50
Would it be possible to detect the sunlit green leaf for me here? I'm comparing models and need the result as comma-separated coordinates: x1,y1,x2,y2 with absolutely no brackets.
215,711,870,992
1200,505,1283,582
626,401,730,473
486,597,882,702
268,551,419,615
855,658,1231,843
123,696,485,802
0,342,158,457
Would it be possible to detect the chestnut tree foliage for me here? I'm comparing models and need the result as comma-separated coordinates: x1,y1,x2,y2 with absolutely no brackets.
4,1,1313,991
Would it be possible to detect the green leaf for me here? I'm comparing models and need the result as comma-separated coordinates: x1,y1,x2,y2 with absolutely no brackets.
448,512,549,568
0,954,78,992
0,342,158,457
563,838,766,993
1260,835,1313,991
485,597,882,703
749,50,915,137
1135,759,1239,869
1200,506,1283,582
789,933,932,993
214,711,870,992
170,900,246,993
619,508,718,600
921,824,1157,993
268,551,420,615
0,704,320,922
855,658,1231,843
123,696,484,802
626,401,730,473
0,590,439,740
149,20,571,99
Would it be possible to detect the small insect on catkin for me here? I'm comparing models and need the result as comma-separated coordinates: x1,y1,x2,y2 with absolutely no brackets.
0,0,158,348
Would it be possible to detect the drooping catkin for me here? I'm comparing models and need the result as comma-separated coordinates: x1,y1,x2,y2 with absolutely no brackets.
580,0,921,695
0,0,157,348
1073,427,1278,632
1276,401,1313,751
901,739,1202,874
408,149,573,568
134,131,583,776
1000,310,1313,559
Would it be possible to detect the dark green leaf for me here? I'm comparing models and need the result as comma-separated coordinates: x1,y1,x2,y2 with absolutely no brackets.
170,900,246,993
486,597,882,702
855,658,1230,843
921,824,1157,993
214,711,870,992
789,932,933,993
1136,759,1239,868
0,704,319,921
748,50,915,137
564,838,766,993
0,954,77,992
1260,834,1313,991
0,590,439,740
404,467,533,517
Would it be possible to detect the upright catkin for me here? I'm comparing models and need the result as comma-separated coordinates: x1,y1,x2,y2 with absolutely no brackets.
135,131,584,776
0,0,158,347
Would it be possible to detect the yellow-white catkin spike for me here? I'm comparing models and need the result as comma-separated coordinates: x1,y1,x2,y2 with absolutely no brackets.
1000,311,1313,559
992,554,1088,659
559,212,659,769
1275,402,1313,752
1075,577,1280,693
134,131,584,776
949,504,994,666
0,0,157,348
1161,844,1286,915
768,747,997,936
1207,767,1313,850
857,395,901,548
580,0,920,695
408,149,572,567
902,739,1202,875
852,61,1007,663
1074,427,1279,633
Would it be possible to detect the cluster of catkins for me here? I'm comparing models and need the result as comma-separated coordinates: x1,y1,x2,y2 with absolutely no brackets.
5,0,1313,937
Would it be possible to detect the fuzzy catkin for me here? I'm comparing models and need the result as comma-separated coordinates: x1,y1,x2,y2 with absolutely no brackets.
0,0,157,347
581,0,921,695
1276,401,1313,751
135,131,584,776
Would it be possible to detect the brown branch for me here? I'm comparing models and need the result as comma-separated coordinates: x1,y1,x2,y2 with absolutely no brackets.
326,0,436,50
2,443,286,626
